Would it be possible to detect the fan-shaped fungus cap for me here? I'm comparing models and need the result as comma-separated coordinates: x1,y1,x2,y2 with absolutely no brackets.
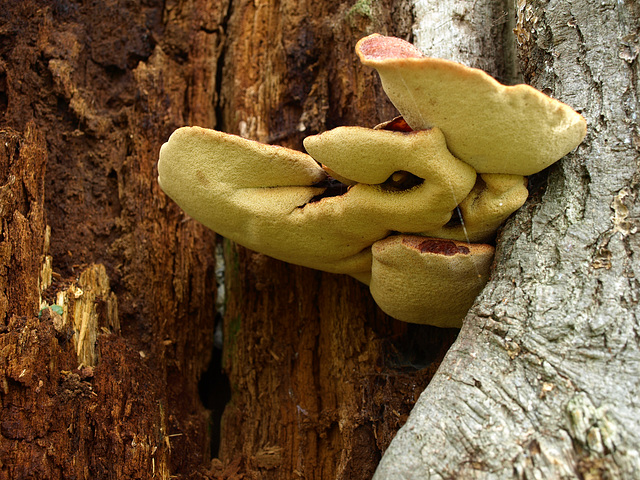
158,126,475,280
356,34,587,176
158,127,369,277
369,235,494,327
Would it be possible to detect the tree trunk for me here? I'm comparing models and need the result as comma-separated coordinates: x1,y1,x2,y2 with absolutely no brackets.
375,0,640,478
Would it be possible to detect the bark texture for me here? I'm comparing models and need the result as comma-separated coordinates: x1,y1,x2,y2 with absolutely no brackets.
0,0,459,479
0,1,223,478
412,0,517,82
375,0,640,478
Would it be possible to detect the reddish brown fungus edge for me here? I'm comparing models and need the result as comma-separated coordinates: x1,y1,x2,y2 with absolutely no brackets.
415,238,471,256
358,35,424,60
375,116,414,132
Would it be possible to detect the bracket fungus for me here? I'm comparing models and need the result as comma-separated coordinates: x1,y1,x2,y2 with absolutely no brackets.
370,236,494,328
157,34,586,327
356,34,587,176
158,126,475,284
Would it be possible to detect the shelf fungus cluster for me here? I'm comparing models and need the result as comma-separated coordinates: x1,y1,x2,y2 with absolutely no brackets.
158,34,586,328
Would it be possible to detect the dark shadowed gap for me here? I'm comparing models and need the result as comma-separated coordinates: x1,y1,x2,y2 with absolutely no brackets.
198,320,231,458
385,323,459,372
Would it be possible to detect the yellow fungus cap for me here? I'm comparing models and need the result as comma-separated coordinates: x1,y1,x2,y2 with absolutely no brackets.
357,34,587,175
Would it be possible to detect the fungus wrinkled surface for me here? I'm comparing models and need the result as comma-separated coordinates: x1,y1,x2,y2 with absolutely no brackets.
157,34,586,327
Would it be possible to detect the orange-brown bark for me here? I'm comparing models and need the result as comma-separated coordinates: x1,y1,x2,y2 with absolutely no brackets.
0,1,457,478
0,1,221,477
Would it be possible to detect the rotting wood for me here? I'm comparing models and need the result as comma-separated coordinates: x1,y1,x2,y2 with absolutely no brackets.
1,1,222,477
49,263,120,368
0,123,47,323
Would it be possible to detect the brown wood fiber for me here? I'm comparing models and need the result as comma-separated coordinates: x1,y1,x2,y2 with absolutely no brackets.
0,1,456,478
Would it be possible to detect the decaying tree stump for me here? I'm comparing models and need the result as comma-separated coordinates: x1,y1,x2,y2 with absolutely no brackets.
1,1,219,477
0,1,461,478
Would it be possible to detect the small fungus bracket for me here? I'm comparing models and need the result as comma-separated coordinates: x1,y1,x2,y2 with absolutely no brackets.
157,34,586,327
370,236,494,327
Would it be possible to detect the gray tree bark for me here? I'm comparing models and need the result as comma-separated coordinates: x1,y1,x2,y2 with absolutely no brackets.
376,0,640,478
